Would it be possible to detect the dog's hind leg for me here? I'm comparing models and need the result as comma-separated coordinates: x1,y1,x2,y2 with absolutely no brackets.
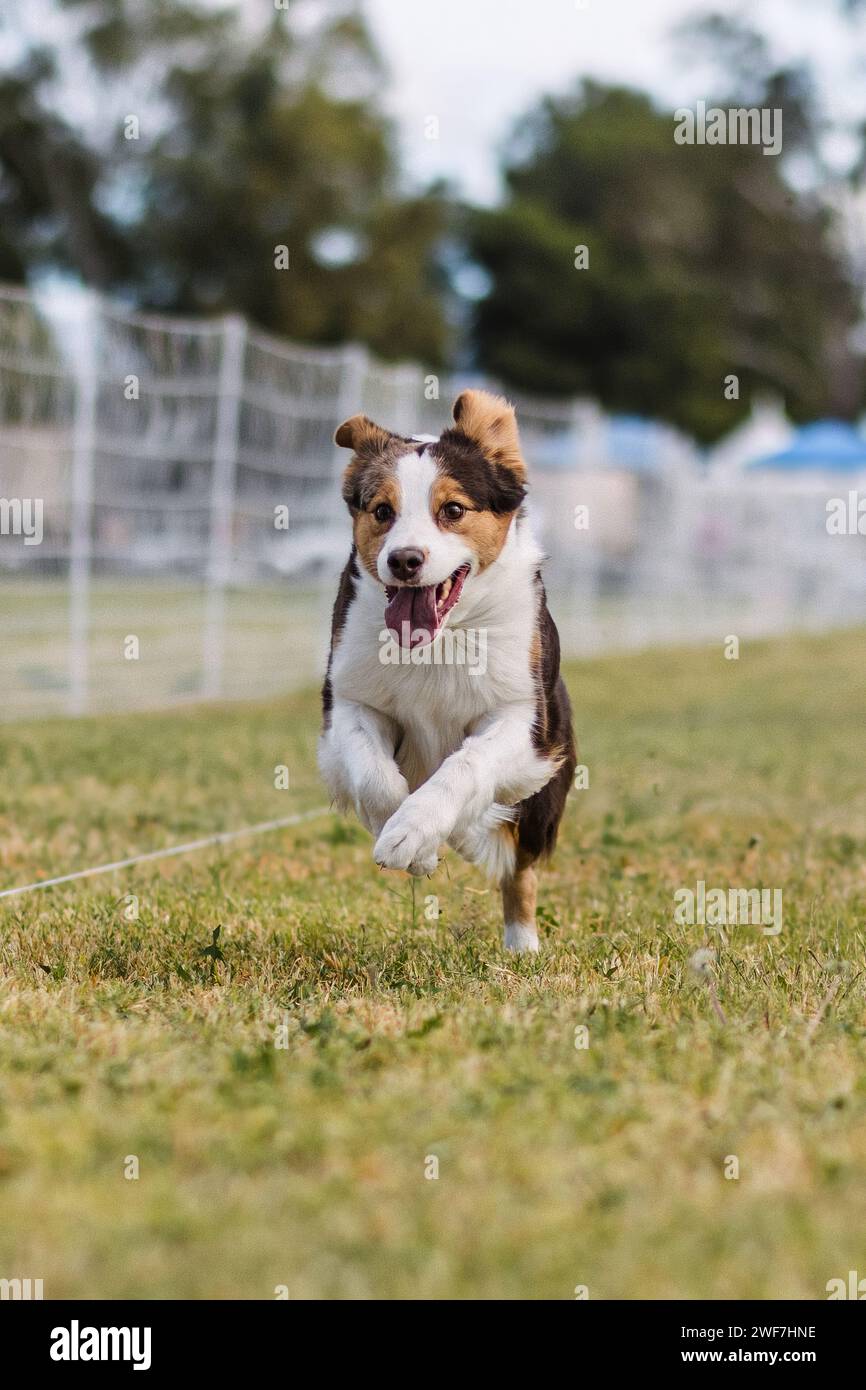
500,726,576,952
502,851,539,953
448,815,539,951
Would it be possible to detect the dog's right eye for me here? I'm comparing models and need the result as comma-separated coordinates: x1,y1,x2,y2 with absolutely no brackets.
373,502,394,523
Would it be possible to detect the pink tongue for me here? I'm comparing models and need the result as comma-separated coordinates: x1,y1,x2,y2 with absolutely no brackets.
385,585,438,647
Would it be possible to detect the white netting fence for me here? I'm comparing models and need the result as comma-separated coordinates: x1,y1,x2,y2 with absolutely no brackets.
1,284,865,720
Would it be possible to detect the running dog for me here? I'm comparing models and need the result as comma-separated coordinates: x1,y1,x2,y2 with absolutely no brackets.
319,389,575,952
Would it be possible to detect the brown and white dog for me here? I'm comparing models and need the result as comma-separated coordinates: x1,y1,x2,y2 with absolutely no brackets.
318,389,575,952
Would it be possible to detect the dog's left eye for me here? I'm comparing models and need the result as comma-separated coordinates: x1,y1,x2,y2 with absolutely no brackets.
441,502,465,521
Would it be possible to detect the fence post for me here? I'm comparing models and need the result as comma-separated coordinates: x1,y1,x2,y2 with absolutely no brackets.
203,313,246,699
333,343,369,478
67,290,99,716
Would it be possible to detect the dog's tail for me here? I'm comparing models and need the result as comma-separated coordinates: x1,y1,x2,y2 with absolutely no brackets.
448,803,517,882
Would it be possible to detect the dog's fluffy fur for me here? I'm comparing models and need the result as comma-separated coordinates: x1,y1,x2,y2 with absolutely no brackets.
319,389,576,952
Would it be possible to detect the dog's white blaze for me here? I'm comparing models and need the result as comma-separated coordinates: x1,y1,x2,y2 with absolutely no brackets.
376,451,472,588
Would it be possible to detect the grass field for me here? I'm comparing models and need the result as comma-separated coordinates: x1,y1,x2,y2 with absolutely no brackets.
1,629,866,1300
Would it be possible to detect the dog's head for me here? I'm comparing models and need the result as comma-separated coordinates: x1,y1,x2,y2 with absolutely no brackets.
335,389,527,648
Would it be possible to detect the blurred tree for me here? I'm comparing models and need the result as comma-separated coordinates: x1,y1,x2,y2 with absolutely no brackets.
0,47,130,285
135,17,452,364
468,72,863,442
0,0,452,365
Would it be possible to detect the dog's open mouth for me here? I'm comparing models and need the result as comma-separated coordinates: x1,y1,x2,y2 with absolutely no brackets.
385,564,470,649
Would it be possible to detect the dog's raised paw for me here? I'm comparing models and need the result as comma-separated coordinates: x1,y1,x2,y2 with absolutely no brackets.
373,807,440,876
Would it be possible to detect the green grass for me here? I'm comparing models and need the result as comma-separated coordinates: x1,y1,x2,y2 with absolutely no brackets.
1,629,866,1299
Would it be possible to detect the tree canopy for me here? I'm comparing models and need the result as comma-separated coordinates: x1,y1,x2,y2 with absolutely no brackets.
468,73,863,443
1,3,864,441
0,0,453,366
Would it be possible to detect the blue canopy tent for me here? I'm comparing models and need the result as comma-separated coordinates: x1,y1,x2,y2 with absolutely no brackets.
530,413,669,472
749,420,866,473
606,415,663,472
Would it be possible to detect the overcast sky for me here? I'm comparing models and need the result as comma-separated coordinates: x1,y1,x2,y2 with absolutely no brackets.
365,0,866,202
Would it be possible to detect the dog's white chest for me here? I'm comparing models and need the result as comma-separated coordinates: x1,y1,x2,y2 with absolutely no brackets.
333,627,503,784
332,597,534,778
390,665,492,787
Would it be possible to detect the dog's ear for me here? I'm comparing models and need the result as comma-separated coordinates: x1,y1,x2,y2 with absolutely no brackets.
334,413,393,456
451,389,526,483
336,414,396,512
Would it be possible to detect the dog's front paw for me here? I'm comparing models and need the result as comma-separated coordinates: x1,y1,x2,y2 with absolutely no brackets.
373,804,441,876
356,773,410,838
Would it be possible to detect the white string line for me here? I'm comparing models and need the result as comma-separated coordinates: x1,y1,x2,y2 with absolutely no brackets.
0,807,332,902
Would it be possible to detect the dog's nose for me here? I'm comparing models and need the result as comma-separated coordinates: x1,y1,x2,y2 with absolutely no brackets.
387,547,426,581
